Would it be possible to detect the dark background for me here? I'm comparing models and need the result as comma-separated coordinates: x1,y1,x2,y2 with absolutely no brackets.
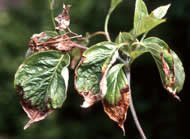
0,0,188,139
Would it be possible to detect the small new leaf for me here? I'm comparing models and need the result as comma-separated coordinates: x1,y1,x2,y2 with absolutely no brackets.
134,0,148,28
150,4,171,19
55,4,71,31
133,0,168,36
75,42,119,108
102,64,129,135
14,51,70,129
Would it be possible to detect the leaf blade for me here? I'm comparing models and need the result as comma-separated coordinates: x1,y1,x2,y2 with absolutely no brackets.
102,64,129,135
134,0,148,30
75,42,119,108
14,50,70,129
150,4,171,19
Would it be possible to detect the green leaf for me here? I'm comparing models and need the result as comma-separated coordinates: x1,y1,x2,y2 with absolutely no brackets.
142,37,185,98
170,50,185,92
75,42,119,108
133,0,167,36
14,50,70,129
134,16,166,36
134,0,148,30
110,0,123,12
150,4,171,19
102,64,129,135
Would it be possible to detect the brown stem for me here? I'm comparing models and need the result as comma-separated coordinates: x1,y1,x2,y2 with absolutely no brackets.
81,31,107,40
73,43,88,50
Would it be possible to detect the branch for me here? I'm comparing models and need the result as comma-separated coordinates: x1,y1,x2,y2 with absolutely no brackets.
87,31,107,39
73,43,88,50
104,11,112,42
125,61,147,139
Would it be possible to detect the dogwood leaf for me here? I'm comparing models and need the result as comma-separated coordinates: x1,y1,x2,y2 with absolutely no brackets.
75,42,119,108
14,50,70,129
102,64,129,135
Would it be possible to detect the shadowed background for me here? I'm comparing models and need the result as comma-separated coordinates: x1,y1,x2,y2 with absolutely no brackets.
0,0,188,139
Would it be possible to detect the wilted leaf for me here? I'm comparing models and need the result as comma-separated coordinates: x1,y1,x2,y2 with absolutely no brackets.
134,16,165,36
29,31,79,52
102,64,129,135
55,4,71,31
75,42,119,108
14,51,70,129
150,4,171,19
143,37,185,99
134,0,148,30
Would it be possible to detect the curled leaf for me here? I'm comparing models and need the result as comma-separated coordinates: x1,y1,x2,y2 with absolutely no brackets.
29,31,80,52
142,37,185,100
102,64,130,135
75,42,119,108
55,4,71,31
14,51,70,129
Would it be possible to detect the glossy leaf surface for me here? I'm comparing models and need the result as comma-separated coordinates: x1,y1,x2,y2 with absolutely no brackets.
14,50,70,129
75,42,119,108
102,64,129,135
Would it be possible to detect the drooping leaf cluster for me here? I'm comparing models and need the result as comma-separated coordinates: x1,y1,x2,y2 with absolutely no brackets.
14,0,185,136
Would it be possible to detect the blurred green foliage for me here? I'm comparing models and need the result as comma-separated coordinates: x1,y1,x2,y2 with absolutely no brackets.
0,0,188,139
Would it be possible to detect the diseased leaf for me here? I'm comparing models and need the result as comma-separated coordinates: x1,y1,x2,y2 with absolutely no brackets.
55,4,71,31
150,4,171,19
14,50,70,129
142,37,185,99
102,64,129,135
29,31,80,52
170,50,185,92
75,42,119,108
